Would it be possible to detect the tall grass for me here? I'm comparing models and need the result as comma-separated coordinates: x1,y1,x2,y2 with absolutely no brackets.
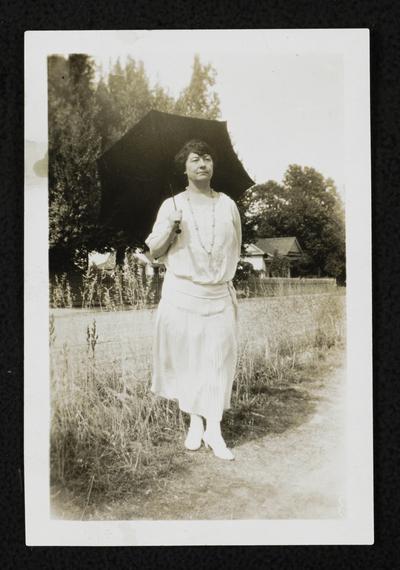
50,260,338,310
50,252,157,310
50,318,187,504
235,276,337,298
233,294,343,405
50,292,345,515
51,274,75,308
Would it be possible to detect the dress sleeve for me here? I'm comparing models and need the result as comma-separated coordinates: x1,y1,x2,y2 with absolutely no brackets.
144,198,174,260
231,199,242,261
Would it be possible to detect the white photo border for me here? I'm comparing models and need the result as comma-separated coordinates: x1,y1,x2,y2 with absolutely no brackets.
24,29,373,546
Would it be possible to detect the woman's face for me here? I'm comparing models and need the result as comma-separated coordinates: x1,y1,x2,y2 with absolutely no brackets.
185,152,214,183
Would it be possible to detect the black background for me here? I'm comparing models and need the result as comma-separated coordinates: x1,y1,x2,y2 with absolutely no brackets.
1,0,399,567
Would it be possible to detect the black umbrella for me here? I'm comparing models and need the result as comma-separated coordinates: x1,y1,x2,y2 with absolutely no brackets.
97,109,255,243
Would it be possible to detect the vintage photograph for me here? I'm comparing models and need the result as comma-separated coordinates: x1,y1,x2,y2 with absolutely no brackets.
24,29,372,544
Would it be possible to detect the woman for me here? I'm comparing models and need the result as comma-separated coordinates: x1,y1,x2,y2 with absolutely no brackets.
145,139,242,460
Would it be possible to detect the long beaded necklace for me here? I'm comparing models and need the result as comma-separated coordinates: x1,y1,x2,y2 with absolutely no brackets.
186,188,216,260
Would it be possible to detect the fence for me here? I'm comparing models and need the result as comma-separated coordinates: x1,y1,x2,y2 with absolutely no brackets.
235,276,337,298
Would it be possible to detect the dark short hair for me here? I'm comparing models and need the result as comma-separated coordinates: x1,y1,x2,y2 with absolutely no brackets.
174,139,217,175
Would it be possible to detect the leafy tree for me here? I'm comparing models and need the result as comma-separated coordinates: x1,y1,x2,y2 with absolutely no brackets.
237,180,286,250
94,78,119,153
174,54,220,119
242,165,346,282
93,59,179,261
49,54,223,271
269,251,290,277
150,83,176,114
48,54,102,270
95,57,154,150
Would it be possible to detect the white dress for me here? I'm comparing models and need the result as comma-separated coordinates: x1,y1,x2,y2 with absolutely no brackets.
145,191,242,421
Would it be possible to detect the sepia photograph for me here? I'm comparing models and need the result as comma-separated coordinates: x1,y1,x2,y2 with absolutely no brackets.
24,29,372,545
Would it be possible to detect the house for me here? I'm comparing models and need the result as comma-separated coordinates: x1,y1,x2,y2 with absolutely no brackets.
136,252,166,277
241,243,269,271
88,250,117,270
242,237,303,278
88,249,164,277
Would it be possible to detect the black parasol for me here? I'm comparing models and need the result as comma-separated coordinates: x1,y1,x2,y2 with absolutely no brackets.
97,110,255,243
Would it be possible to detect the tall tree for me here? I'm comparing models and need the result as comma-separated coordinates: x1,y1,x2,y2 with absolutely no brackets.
237,180,286,249
92,54,222,258
49,54,224,271
48,54,102,270
242,165,346,281
97,57,154,149
94,59,182,260
174,54,221,119
150,83,176,114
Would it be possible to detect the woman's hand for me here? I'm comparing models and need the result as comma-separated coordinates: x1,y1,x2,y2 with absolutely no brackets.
169,209,182,233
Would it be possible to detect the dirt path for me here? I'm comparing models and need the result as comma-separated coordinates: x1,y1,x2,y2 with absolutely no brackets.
81,346,346,521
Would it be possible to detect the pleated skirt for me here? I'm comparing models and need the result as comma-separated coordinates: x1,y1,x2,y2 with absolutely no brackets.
151,272,238,421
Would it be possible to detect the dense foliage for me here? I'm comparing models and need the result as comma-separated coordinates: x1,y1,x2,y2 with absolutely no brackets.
48,53,221,270
239,165,346,282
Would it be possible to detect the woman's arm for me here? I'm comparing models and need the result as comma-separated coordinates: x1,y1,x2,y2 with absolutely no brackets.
231,200,242,261
145,199,180,260
148,227,178,260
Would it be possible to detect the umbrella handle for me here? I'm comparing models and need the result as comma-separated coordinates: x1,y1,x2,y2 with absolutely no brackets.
170,186,182,233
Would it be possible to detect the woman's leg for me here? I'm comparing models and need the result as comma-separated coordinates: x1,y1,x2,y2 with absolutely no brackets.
205,417,222,437
184,413,204,450
190,413,204,431
204,416,234,460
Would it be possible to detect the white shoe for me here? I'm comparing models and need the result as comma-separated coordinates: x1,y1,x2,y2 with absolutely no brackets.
202,432,235,461
184,424,204,451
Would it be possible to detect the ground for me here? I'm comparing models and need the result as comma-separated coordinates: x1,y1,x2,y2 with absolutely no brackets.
52,343,346,521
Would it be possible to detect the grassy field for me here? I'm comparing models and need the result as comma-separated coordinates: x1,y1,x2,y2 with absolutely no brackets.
50,291,345,516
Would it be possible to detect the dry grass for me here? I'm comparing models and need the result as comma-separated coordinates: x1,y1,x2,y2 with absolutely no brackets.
235,276,338,298
50,252,158,310
50,291,345,515
50,258,339,310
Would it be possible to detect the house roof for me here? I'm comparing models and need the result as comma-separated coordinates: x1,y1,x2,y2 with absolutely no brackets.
255,237,303,257
243,243,268,256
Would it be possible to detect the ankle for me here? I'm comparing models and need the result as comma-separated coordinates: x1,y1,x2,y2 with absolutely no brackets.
205,420,222,438
189,414,204,431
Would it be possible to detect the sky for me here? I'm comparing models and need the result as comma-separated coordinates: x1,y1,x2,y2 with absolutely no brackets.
26,30,345,192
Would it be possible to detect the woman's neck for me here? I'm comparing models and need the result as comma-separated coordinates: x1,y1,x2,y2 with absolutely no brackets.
186,180,213,196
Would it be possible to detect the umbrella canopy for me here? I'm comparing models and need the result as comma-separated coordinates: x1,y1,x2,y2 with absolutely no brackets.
97,110,255,243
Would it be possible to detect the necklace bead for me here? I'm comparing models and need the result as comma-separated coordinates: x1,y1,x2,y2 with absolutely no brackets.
186,189,216,257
